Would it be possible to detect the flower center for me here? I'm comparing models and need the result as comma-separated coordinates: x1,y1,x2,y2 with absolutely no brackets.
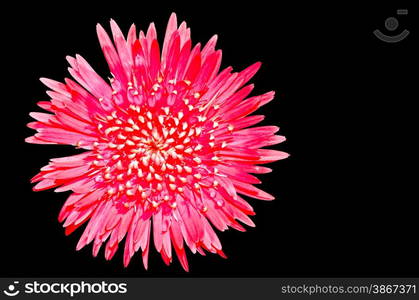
90,102,216,211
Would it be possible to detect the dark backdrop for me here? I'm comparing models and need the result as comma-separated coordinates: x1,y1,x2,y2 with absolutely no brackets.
1,1,416,277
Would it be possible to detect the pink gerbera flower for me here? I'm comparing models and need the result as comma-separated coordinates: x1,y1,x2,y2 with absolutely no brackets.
26,13,288,271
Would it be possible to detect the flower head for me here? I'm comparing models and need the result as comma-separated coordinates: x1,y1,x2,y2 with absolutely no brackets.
26,13,288,271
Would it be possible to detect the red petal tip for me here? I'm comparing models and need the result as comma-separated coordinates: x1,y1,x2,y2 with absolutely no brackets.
25,136,35,143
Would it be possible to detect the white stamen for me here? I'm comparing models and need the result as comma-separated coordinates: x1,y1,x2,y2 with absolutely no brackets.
105,126,120,135
184,166,192,173
176,165,183,173
184,147,193,154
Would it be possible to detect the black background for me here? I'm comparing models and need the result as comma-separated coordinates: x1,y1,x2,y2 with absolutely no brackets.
1,2,416,277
